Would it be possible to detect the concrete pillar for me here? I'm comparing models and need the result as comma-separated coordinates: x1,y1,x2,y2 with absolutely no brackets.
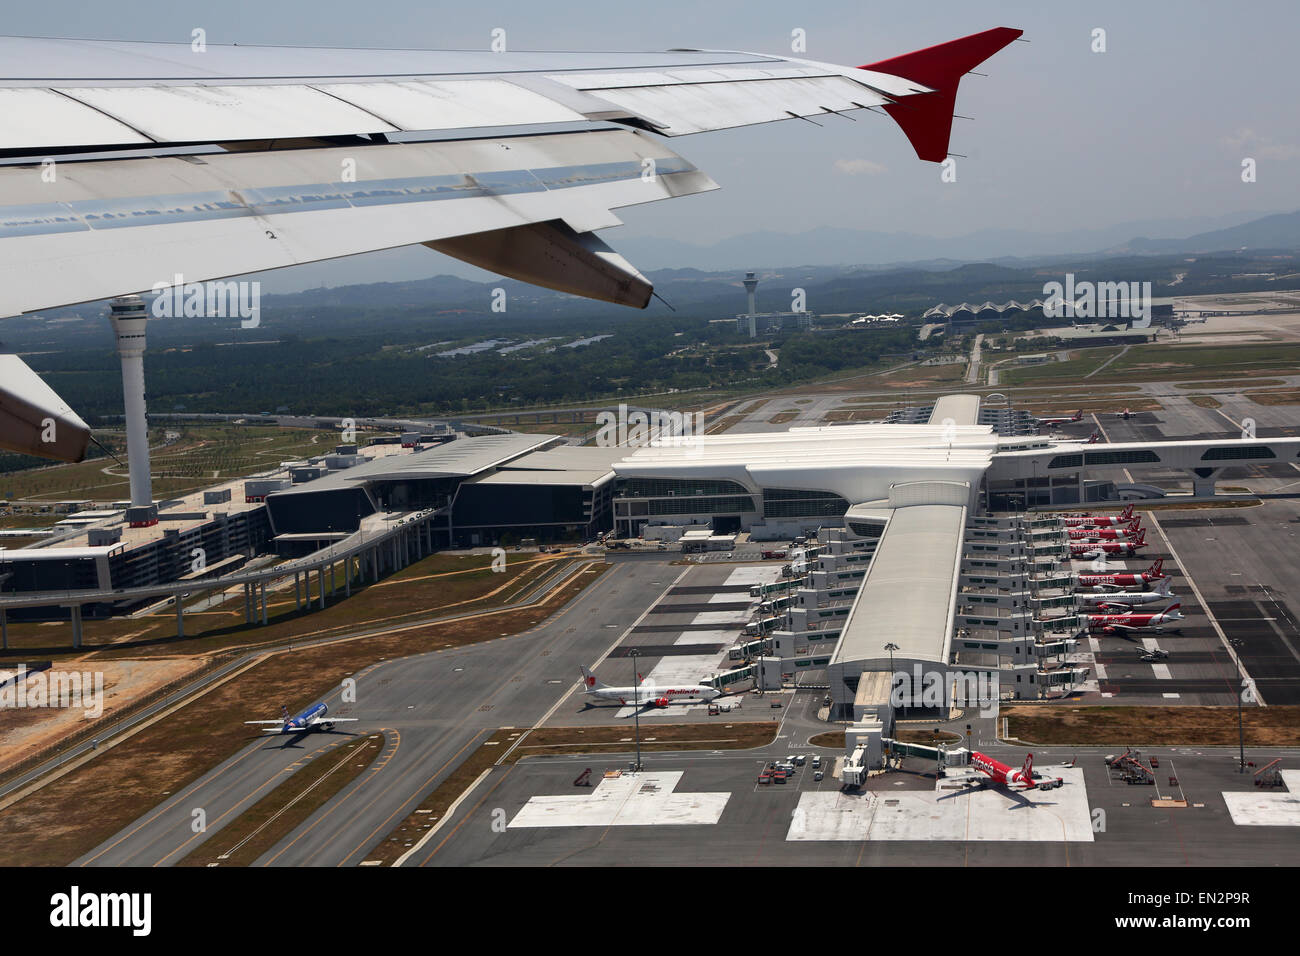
70,604,82,650
1,608,6,650
176,600,184,639
318,568,326,609
345,562,351,597
294,572,301,611
260,583,268,625
1191,469,1219,497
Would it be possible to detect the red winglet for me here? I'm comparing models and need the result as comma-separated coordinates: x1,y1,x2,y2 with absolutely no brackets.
859,26,1022,162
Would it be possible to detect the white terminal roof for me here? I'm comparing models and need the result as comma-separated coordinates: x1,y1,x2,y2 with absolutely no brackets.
928,394,981,427
614,421,998,505
831,496,968,670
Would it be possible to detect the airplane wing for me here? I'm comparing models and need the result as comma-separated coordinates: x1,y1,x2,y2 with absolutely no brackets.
243,719,288,725
308,716,358,724
0,354,91,460
0,28,1023,319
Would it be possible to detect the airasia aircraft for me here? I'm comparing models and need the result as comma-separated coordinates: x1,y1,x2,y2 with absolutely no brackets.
1077,559,1166,591
1070,530,1146,558
1062,504,1135,527
1038,409,1084,428
579,666,720,708
1076,577,1174,609
962,752,1064,791
1066,518,1142,541
1086,603,1184,634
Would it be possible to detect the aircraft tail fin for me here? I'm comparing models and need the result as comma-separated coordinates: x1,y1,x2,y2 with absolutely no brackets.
1154,577,1172,595
1121,504,1134,519
1149,558,1164,576
859,27,1023,162
579,665,606,692
280,704,290,720
1022,752,1034,782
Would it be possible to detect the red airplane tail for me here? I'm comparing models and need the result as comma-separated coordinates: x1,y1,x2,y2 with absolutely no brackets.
860,27,1023,162
1121,504,1134,519
1134,530,1146,546
1021,753,1034,783
1148,558,1164,576
1073,409,1083,421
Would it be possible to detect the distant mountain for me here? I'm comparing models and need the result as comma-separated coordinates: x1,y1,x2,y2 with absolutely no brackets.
246,211,1274,292
611,212,1273,272
1104,211,1300,255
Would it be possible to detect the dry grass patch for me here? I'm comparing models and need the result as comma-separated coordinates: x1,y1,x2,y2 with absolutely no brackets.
1004,705,1300,747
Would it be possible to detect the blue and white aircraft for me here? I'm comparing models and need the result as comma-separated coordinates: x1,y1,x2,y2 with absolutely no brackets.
245,703,357,735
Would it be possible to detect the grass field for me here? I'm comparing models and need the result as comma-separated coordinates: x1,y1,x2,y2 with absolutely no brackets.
1,425,372,503
0,551,573,661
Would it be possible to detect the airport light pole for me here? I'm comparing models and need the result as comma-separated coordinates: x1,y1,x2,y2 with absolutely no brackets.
1229,637,1246,773
630,648,643,772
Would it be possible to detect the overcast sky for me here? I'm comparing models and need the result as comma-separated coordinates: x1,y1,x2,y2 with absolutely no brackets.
9,1,1299,287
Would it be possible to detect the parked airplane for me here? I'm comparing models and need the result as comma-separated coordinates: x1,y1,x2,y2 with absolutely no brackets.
1038,409,1084,428
245,702,358,735
1086,603,1184,634
958,751,1064,791
1070,532,1147,559
1076,577,1174,609
1062,504,1135,527
1117,408,1136,420
1066,518,1142,541
579,666,721,707
1077,559,1165,591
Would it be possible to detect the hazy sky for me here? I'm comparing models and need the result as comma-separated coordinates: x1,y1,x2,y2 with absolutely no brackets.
9,1,1299,286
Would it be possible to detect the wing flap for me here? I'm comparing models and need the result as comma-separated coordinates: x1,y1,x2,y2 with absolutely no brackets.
550,72,890,135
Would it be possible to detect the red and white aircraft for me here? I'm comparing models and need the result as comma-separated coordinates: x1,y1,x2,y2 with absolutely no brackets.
1086,603,1184,634
959,751,1064,791
1066,518,1142,541
1062,504,1134,527
1038,409,1084,428
1077,559,1166,591
1069,530,1146,558
579,666,720,708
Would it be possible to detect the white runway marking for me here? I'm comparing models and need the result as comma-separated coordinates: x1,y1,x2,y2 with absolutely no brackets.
708,592,750,604
787,768,1092,842
1223,771,1300,826
1151,663,1172,680
508,771,729,828
691,609,751,625
724,567,781,587
674,628,736,645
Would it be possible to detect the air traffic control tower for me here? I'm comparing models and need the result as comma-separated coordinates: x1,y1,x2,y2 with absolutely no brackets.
109,295,157,527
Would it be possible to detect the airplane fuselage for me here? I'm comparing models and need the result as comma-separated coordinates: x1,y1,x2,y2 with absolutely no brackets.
586,685,721,706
